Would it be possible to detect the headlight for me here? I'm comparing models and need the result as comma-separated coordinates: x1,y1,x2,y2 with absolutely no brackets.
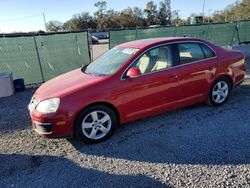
36,98,60,113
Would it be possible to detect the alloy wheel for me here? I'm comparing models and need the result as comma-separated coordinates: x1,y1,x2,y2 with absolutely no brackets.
212,80,229,104
81,110,112,140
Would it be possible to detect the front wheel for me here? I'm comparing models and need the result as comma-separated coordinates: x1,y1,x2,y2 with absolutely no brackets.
75,105,117,144
208,77,231,106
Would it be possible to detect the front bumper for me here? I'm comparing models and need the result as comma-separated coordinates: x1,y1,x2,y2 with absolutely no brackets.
33,121,53,135
30,109,74,138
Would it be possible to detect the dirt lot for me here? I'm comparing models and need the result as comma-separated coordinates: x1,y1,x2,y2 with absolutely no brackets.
0,54,250,187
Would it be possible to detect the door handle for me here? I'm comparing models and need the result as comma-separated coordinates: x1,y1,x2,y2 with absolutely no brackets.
208,66,215,71
168,75,178,79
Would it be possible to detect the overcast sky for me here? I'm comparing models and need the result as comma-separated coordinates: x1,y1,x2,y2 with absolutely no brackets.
0,0,237,33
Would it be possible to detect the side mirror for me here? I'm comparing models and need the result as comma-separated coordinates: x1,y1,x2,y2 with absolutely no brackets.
126,67,141,78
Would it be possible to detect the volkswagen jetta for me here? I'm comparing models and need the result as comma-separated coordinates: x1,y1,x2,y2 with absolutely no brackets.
28,37,246,143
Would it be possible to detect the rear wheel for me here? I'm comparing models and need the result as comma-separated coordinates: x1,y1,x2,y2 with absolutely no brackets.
75,105,117,144
208,77,231,106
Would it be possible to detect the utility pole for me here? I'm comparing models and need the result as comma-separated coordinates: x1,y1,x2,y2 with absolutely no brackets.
43,12,47,32
174,10,180,26
202,0,206,23
208,9,212,23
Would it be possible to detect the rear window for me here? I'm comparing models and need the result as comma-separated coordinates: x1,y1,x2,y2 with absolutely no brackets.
200,44,216,58
178,43,205,64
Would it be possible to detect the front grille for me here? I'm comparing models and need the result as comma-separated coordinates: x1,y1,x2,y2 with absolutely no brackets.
34,122,53,133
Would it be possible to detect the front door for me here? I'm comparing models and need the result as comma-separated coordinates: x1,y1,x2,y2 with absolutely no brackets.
118,44,180,122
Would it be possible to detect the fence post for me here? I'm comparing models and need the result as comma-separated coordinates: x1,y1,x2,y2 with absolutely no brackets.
231,23,238,45
108,29,111,49
135,27,138,40
205,24,209,40
87,29,93,62
173,25,177,37
33,35,45,83
236,22,241,44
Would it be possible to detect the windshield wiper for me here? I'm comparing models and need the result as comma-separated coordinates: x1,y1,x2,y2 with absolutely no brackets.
81,66,91,75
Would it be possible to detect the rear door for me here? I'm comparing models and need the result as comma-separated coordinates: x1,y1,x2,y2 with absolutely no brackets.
175,42,218,105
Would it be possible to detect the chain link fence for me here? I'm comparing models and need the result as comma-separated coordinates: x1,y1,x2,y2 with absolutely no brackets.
0,31,90,85
110,20,250,48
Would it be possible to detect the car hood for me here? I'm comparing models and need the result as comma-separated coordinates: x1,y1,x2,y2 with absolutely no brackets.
34,68,103,100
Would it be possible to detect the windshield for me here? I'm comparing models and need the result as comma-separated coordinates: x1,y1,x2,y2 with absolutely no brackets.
84,47,139,76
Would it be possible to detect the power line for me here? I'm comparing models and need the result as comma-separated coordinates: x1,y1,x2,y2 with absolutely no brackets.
0,13,43,23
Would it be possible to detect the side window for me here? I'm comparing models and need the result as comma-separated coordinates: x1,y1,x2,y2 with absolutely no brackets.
133,45,173,74
178,43,205,64
200,44,216,58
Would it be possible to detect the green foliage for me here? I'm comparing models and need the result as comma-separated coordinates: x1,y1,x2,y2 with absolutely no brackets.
212,0,250,22
158,0,171,25
48,0,172,31
144,1,159,25
119,7,146,28
63,12,96,31
94,1,108,29
47,20,63,32
94,1,107,18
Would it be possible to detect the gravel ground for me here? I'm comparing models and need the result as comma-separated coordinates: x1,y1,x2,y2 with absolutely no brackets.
0,78,250,186
92,40,109,60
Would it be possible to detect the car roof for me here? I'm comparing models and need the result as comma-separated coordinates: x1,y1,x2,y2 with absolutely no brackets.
117,37,205,49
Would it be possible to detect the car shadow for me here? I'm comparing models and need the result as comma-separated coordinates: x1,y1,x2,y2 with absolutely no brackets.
0,88,34,132
0,153,168,188
68,83,250,165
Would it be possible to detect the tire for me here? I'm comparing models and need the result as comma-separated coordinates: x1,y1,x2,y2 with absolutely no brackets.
207,77,231,107
75,105,117,144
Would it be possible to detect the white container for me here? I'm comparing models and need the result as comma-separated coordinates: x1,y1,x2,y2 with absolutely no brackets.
0,72,14,98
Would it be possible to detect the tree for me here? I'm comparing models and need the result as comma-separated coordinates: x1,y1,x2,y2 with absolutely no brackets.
144,1,159,26
212,11,225,23
47,0,173,30
63,12,96,31
101,9,120,29
212,0,250,22
94,1,107,18
132,7,146,27
94,1,107,30
119,8,136,28
47,20,63,32
158,0,171,25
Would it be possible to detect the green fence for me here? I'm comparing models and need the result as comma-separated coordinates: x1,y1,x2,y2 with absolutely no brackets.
0,32,90,85
110,21,250,48
237,21,250,42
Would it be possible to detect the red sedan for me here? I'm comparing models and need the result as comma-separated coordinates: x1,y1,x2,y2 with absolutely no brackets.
28,37,246,143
